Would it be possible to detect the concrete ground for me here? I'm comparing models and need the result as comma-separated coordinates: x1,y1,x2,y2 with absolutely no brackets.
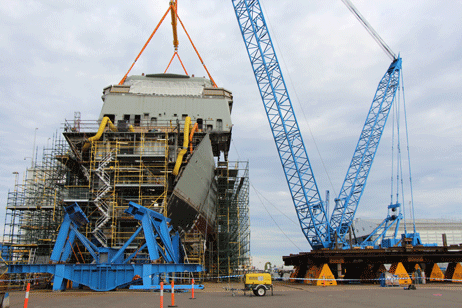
3,281,462,308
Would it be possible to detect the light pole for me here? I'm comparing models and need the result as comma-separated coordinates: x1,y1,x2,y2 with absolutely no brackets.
31,127,38,168
12,172,19,192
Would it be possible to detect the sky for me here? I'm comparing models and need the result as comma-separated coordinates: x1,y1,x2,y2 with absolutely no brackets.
0,0,461,268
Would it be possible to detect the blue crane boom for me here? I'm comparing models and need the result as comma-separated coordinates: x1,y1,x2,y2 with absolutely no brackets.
329,0,403,247
232,0,330,249
330,57,402,246
233,0,407,250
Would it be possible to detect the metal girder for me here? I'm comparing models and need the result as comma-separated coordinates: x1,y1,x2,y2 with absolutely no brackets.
125,201,181,263
8,263,202,292
330,57,402,247
232,0,329,249
50,203,95,263
10,202,200,291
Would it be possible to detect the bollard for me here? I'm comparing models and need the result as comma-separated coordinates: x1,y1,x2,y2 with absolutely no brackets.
168,279,177,307
323,275,326,287
160,281,164,308
24,283,30,308
190,278,195,299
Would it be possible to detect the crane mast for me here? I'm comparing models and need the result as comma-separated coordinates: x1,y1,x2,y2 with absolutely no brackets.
232,0,330,249
330,57,402,246
330,0,403,247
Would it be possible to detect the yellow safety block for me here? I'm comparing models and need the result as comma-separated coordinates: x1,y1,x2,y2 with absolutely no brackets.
445,262,462,283
429,263,444,282
304,264,337,286
389,262,412,285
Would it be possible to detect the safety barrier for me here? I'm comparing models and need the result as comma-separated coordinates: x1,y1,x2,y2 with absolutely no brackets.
277,276,462,283
168,280,177,307
23,283,30,308
160,281,164,308
190,278,195,299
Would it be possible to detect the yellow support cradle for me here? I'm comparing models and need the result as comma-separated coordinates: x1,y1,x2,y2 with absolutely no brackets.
304,264,337,286
429,263,444,282
445,262,462,283
389,262,411,285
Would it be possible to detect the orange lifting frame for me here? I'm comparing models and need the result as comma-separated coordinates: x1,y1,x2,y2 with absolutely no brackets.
119,1,217,87
164,51,188,75
165,1,188,75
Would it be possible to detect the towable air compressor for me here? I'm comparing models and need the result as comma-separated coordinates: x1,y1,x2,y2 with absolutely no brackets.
244,273,273,296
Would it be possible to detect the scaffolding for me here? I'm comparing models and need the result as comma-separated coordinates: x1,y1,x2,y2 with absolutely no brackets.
2,116,250,280
215,161,251,279
88,135,169,247
3,133,68,263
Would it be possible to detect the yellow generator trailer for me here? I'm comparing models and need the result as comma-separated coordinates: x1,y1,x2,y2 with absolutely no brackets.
244,273,273,296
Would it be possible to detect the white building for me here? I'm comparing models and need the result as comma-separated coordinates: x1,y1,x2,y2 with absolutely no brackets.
351,218,462,246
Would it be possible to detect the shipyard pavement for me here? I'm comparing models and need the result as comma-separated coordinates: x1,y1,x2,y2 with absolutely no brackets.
3,281,462,307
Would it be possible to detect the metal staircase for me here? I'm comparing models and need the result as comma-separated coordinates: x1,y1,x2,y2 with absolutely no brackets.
92,149,115,246
28,247,36,264
80,165,91,183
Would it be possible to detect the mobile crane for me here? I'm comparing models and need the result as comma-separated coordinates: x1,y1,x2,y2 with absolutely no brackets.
232,0,416,250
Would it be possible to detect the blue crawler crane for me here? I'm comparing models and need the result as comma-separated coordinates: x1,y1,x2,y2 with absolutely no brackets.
9,202,202,291
232,0,432,250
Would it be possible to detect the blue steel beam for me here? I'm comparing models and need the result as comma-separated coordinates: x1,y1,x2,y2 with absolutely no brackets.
69,224,99,261
360,212,402,248
109,226,143,263
50,203,92,262
330,57,402,246
123,243,147,264
9,263,202,292
141,214,161,261
50,216,72,262
60,229,77,262
126,201,179,263
232,0,330,249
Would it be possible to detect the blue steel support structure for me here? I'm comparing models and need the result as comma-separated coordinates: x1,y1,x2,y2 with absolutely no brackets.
330,57,402,247
9,202,201,291
360,203,403,248
232,0,330,250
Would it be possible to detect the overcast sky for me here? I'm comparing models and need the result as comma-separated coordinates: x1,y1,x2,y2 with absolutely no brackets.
1,0,461,268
